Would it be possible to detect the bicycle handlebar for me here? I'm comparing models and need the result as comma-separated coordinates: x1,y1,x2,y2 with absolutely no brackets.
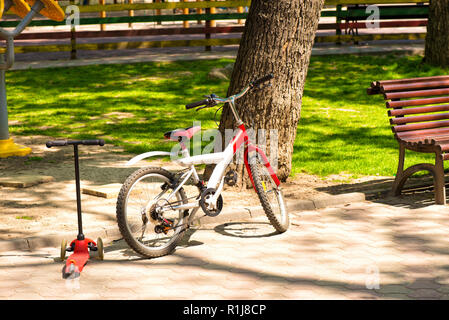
185,99,210,110
46,139,105,148
185,74,274,110
250,73,274,88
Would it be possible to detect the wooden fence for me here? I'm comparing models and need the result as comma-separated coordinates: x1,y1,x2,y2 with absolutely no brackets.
0,0,429,56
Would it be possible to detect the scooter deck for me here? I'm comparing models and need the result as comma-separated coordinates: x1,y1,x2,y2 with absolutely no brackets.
62,238,96,279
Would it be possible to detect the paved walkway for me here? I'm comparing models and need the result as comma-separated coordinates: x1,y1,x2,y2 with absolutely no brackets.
10,42,425,70
2,197,449,300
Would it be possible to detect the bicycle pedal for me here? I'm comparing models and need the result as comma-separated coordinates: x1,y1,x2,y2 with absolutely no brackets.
224,170,238,186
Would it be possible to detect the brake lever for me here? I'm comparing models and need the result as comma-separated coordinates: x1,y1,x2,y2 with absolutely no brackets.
195,100,218,111
195,105,209,111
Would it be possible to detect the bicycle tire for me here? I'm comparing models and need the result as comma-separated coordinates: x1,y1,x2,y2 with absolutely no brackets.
116,167,188,258
249,153,289,233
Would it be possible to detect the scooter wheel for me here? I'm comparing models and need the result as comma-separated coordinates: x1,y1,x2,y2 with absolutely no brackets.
96,237,104,260
60,239,67,261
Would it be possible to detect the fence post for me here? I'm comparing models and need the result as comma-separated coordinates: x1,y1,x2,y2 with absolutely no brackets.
205,0,211,51
210,0,216,27
156,0,161,25
100,0,106,31
197,0,202,25
336,4,342,45
128,0,134,28
182,0,189,28
70,0,77,59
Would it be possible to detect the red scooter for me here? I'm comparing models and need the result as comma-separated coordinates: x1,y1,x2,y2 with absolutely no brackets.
46,139,105,279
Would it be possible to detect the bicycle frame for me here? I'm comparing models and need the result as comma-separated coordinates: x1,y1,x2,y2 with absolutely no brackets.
156,122,280,218
125,80,280,222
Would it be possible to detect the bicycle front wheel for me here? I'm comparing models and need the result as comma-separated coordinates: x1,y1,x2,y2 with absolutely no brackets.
248,152,289,233
116,167,188,258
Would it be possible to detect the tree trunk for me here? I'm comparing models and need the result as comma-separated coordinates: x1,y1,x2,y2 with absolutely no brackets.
425,0,449,67
208,0,324,187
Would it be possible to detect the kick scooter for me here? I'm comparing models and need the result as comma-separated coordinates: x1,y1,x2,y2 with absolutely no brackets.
46,139,105,279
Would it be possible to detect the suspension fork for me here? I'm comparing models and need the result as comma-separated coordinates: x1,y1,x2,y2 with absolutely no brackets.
244,143,281,193
244,146,257,192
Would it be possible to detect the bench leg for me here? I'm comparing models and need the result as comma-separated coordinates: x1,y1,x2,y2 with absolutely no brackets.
392,144,446,205
392,143,406,196
434,153,446,205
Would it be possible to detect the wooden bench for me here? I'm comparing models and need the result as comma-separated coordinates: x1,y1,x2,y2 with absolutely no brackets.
342,4,428,42
368,75,449,205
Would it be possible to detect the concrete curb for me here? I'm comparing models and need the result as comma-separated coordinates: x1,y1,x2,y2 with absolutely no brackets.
287,192,366,211
0,192,365,251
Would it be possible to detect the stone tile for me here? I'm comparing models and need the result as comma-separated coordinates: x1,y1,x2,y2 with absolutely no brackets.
375,284,413,295
405,279,441,290
380,293,413,300
407,289,444,299
0,175,54,188
82,183,122,199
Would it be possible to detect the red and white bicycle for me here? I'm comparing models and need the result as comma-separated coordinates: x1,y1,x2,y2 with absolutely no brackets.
116,74,289,258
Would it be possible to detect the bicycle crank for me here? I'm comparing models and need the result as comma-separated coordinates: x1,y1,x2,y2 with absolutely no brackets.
199,188,223,217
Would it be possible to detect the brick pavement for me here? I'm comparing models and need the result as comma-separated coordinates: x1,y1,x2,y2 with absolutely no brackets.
1,198,449,300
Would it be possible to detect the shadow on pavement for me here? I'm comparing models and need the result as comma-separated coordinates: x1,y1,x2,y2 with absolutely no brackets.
317,173,449,209
214,222,278,238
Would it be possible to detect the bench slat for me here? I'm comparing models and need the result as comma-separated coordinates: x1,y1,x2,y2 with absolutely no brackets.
388,105,449,116
387,96,449,108
385,88,449,100
376,75,449,87
390,113,449,125
395,127,449,140
439,143,449,152
381,80,449,93
401,135,449,144
397,134,449,146
393,120,449,133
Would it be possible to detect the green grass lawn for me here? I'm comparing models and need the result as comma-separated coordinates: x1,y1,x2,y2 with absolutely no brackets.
5,54,449,178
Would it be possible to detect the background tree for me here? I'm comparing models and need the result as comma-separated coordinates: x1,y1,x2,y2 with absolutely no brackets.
425,0,449,66
208,0,325,186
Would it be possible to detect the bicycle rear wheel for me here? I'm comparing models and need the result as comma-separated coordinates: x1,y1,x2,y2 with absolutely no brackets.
116,167,188,258
248,152,289,233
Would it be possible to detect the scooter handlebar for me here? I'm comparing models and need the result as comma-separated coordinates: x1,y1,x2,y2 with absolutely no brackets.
81,139,105,146
46,139,105,148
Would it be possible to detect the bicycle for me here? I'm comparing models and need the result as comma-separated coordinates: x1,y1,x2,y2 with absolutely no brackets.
116,74,289,258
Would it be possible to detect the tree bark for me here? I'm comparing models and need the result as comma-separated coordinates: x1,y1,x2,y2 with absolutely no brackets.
425,0,449,67
209,0,324,187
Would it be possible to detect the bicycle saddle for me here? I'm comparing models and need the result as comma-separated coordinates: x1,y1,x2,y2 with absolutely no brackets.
164,126,201,141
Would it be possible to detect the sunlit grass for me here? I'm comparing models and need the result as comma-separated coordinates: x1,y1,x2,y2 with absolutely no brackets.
7,60,229,155
6,54,449,178
293,54,449,177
